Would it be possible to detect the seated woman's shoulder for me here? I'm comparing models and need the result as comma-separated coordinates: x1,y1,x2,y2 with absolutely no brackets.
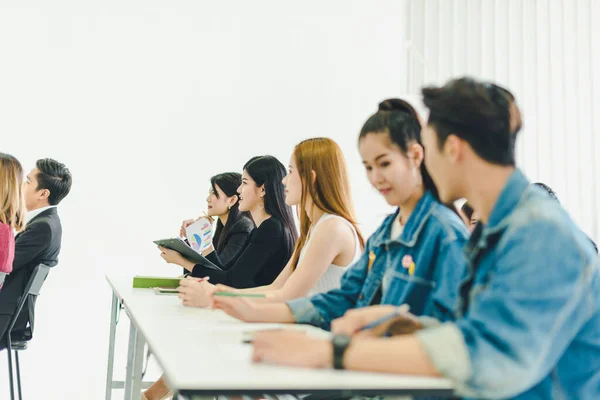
317,216,354,236
230,216,255,233
0,222,13,237
259,217,284,231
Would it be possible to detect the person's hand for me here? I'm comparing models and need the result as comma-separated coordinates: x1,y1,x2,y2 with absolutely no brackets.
158,246,187,266
331,305,397,336
180,218,196,237
177,277,215,307
383,312,424,336
331,305,422,337
212,295,261,322
252,330,332,368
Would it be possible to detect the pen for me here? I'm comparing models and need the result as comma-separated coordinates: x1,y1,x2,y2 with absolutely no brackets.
213,292,266,298
358,304,410,331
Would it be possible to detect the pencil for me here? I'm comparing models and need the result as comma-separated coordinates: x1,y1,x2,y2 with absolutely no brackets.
213,292,266,298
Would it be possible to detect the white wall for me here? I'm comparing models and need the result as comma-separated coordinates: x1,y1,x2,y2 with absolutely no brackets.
405,0,600,242
0,1,405,398
1,1,598,399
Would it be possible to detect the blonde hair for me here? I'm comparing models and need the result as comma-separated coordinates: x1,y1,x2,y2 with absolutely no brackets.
0,153,26,231
289,138,365,270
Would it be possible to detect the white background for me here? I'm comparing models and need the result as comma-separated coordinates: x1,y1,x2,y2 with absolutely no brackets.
0,1,404,398
0,1,598,399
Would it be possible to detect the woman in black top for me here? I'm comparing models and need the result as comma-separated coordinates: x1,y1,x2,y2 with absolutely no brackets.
180,172,254,266
160,156,298,288
200,217,288,287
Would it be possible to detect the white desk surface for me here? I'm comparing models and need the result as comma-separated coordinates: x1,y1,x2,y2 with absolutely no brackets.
106,274,454,396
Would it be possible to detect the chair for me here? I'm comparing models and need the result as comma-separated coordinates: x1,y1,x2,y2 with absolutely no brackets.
5,264,50,400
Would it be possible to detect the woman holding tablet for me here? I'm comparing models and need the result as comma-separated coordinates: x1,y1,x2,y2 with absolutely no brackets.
179,172,254,266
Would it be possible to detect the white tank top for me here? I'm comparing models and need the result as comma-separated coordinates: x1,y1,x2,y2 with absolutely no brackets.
297,214,362,297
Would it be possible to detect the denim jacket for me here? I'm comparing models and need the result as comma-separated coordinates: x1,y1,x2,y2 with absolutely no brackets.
416,169,600,399
287,190,469,330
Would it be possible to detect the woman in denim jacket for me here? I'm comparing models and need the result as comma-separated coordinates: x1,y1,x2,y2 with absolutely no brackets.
213,99,468,328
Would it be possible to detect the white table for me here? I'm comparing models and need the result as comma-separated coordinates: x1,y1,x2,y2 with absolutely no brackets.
105,274,455,399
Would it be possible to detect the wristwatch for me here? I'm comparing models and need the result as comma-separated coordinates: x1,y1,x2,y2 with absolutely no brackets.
332,334,352,370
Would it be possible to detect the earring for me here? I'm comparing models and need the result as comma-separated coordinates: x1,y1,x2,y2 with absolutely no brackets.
258,198,265,210
228,205,232,210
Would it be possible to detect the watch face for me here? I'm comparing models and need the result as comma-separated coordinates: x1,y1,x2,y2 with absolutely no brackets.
333,334,351,347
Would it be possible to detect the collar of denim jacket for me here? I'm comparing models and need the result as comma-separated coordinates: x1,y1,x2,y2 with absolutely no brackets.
372,189,436,248
482,168,529,236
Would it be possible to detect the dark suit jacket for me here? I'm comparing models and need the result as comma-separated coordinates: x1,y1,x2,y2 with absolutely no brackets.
213,216,254,267
0,207,62,345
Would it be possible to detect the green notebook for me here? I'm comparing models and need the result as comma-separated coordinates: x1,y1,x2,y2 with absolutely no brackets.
132,276,181,289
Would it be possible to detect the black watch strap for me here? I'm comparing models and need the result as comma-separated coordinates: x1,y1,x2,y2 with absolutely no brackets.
332,334,352,370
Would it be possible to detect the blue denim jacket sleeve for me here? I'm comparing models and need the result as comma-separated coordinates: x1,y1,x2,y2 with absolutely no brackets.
287,243,371,330
416,219,597,399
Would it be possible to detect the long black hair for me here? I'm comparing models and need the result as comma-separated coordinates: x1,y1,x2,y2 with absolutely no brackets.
243,156,298,262
210,172,253,254
359,98,440,200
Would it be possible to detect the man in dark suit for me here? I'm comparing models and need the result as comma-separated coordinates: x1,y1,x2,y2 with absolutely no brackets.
0,158,72,346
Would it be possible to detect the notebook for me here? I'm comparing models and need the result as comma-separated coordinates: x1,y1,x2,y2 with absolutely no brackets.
132,276,181,289
153,237,223,271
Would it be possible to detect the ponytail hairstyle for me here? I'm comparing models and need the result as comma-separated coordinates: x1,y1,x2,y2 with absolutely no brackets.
359,98,441,199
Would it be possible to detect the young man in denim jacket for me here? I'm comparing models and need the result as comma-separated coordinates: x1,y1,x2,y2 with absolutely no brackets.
251,78,600,400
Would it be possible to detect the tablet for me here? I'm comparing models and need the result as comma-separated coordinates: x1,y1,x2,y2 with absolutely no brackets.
154,238,222,271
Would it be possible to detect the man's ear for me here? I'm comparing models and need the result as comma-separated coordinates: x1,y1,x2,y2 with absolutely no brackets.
39,188,50,201
444,134,463,164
